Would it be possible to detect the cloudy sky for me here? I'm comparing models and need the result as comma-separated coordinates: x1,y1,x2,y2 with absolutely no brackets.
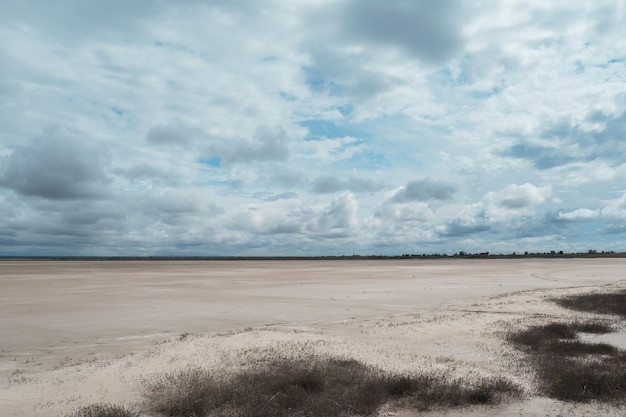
1,0,626,256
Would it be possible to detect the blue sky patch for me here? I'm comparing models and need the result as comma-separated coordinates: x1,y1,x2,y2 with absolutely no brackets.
299,120,358,140
198,156,221,168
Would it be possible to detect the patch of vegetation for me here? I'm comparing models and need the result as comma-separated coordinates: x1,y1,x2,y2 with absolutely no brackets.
508,321,613,352
143,357,522,417
534,353,626,402
65,403,140,417
508,298,626,404
541,340,619,356
553,290,626,317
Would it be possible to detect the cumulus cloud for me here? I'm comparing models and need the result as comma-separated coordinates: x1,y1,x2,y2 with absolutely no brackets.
301,136,368,163
311,175,383,194
501,108,626,170
443,219,491,238
303,47,396,102
440,183,550,237
147,123,289,165
146,121,202,146
391,178,457,203
500,143,577,170
485,183,551,210
4,0,161,40
116,163,183,185
306,193,359,237
228,202,303,236
558,208,600,221
141,190,206,216
341,0,465,64
0,129,110,200
227,193,358,238
375,202,434,223
601,193,626,219
221,126,289,164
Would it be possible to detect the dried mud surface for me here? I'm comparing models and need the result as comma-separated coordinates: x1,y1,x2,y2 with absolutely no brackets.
1,259,625,416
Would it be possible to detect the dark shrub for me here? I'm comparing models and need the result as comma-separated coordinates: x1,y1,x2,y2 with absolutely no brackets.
508,314,626,404
65,404,139,417
144,356,521,417
143,368,222,417
536,355,626,403
553,290,626,317
508,322,578,351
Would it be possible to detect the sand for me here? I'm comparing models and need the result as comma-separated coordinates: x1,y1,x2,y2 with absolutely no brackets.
1,258,625,416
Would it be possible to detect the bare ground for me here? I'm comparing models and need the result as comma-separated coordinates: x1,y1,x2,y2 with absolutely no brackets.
1,259,625,416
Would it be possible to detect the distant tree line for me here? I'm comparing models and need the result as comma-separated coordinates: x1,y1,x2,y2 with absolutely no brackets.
0,250,624,261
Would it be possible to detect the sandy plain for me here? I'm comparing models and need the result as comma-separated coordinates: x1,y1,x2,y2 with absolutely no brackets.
1,258,625,416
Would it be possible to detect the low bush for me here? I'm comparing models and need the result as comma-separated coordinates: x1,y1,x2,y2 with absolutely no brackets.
508,315,626,404
143,356,522,417
542,340,619,356
65,404,139,417
535,354,626,402
508,321,613,352
143,368,223,417
553,290,626,317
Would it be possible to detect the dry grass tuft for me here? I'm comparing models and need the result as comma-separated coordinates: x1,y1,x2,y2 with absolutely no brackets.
65,403,140,417
552,290,626,317
142,356,521,417
508,290,626,404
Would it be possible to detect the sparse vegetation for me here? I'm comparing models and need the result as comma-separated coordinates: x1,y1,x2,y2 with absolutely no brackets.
553,290,626,317
534,352,626,402
143,356,522,417
508,321,614,352
65,403,140,417
508,290,626,404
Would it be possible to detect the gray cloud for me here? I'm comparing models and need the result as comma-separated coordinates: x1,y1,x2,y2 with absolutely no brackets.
443,220,490,237
228,206,303,236
146,122,290,166
438,183,550,238
304,48,395,100
5,0,161,41
501,108,626,169
262,192,298,202
375,202,433,223
605,223,626,234
311,175,383,194
0,129,110,200
116,163,182,185
391,178,457,203
500,143,577,170
342,0,465,64
221,126,289,164
146,122,202,147
306,193,358,237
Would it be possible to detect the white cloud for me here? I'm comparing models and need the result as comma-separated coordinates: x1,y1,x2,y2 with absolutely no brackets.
375,202,434,223
601,193,626,219
558,208,600,221
391,178,457,203
306,193,359,236
485,183,551,210
440,183,551,238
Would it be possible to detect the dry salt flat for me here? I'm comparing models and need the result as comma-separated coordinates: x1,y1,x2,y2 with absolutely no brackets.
1,258,625,416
